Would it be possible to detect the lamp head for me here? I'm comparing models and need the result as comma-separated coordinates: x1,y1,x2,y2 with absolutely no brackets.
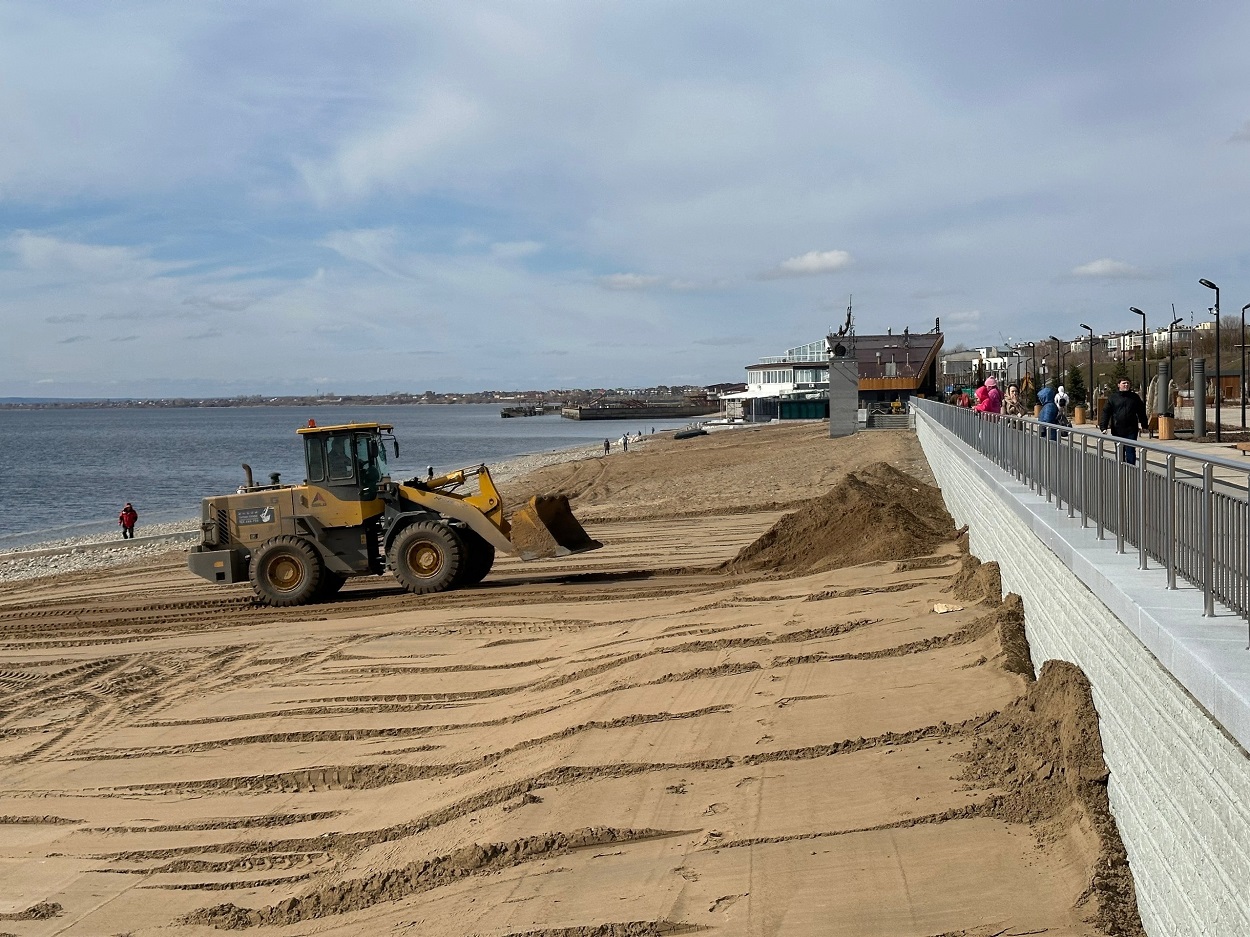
1171,317,1183,328
1130,307,1144,316
1199,278,1218,290
1079,322,1092,331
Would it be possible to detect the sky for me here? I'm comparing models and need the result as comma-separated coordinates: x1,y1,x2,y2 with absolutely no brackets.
3,2,1250,397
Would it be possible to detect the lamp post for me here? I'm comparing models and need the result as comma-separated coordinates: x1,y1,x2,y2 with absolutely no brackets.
1026,341,1036,401
1130,307,1147,395
1242,302,1249,430
1080,323,1095,413
1168,316,1182,382
1048,335,1065,389
1200,279,1221,441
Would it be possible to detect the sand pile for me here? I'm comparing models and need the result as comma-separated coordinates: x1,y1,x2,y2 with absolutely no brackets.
963,658,1144,936
947,551,1004,605
722,462,956,574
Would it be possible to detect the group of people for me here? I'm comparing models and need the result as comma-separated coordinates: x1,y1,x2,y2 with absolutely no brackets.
949,376,1150,463
603,430,646,455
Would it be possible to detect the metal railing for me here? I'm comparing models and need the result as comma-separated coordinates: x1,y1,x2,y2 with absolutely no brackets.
913,398,1250,644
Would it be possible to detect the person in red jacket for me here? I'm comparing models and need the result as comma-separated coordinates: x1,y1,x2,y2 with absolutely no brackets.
119,503,138,539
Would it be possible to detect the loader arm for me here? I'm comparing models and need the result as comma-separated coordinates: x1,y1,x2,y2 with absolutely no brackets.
395,464,601,561
396,465,516,555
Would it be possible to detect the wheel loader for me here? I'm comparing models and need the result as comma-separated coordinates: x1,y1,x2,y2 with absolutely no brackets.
187,420,601,606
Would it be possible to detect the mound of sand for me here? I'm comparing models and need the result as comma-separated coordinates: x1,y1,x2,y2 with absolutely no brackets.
722,462,956,574
963,658,1144,937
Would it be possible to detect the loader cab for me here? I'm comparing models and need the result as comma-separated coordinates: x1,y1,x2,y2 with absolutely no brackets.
298,421,394,504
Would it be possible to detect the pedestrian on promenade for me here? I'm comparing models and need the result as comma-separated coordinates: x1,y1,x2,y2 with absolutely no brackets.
1037,387,1064,440
119,502,138,539
1003,383,1026,416
951,387,972,407
603,439,610,455
974,376,1003,415
1099,378,1149,464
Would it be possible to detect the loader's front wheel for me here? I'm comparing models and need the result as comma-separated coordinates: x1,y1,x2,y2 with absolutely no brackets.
250,536,323,607
454,529,495,587
315,571,348,602
389,521,462,595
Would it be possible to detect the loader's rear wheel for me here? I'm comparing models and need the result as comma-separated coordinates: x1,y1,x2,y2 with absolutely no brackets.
389,521,462,595
315,571,348,601
454,529,495,586
250,536,323,607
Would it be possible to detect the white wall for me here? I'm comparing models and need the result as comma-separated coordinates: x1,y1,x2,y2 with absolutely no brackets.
915,413,1250,937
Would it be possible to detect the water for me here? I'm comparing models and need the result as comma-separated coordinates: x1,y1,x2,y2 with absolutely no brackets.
0,405,691,548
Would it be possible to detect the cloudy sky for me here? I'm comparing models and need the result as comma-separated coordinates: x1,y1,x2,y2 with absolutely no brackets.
3,2,1250,397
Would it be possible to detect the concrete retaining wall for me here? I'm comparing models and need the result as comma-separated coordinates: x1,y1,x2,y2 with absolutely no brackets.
915,412,1250,937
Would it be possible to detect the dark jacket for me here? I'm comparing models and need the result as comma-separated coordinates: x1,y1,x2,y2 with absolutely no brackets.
1099,390,1148,437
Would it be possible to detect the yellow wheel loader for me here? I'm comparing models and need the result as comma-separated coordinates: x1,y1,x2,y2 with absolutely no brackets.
187,421,601,606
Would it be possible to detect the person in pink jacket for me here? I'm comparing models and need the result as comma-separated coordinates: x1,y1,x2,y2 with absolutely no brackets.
974,376,1003,414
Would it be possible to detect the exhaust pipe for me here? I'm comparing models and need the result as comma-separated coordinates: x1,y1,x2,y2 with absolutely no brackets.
242,463,255,489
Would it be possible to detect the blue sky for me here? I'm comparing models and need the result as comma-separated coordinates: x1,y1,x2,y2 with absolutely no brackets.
3,2,1250,397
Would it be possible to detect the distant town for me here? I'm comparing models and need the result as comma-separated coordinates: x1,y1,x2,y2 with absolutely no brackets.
0,385,744,410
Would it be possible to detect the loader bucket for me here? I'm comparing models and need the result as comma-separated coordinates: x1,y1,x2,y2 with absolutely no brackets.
509,495,603,561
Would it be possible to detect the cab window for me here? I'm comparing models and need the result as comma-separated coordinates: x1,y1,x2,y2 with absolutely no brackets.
355,435,384,489
305,437,326,482
326,435,355,481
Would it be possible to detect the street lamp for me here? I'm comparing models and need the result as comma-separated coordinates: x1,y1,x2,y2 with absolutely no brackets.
1201,279,1221,441
1048,335,1065,389
1026,341,1036,401
1130,307,1147,395
1168,316,1183,385
1242,302,1249,430
1080,323,1095,412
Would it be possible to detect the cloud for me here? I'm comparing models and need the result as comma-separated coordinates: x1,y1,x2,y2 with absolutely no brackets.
1229,121,1250,143
762,249,853,279
45,313,86,323
110,334,139,342
320,228,415,279
598,273,663,291
596,273,723,292
1070,258,1145,279
942,309,983,327
57,334,90,343
7,232,183,280
185,329,221,340
693,335,754,346
490,240,543,259
183,293,256,312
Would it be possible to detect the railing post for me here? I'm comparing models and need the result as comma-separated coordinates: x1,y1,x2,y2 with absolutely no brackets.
1067,432,1075,518
1080,433,1089,528
1138,449,1148,570
1096,435,1106,541
1166,455,1176,589
1116,442,1126,554
1203,463,1215,617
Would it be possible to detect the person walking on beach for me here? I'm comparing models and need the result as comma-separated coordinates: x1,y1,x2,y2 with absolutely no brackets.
1099,378,1149,464
603,439,610,455
620,434,629,452
118,503,138,539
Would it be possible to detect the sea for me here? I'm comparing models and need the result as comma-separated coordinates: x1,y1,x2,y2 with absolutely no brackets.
0,405,694,549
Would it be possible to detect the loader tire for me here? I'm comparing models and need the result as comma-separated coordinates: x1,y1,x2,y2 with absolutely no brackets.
389,521,462,595
455,529,495,586
315,571,348,602
250,536,323,607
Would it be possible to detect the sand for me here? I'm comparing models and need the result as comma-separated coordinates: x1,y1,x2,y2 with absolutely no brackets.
0,423,1143,936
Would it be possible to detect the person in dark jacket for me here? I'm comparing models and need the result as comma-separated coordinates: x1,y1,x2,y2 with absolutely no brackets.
118,502,138,539
1037,387,1062,440
1099,378,1149,464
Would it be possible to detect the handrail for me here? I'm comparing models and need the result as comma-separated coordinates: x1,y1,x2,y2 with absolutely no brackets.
912,398,1250,646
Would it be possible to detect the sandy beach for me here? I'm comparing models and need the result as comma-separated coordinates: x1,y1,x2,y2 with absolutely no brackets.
0,423,1142,936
